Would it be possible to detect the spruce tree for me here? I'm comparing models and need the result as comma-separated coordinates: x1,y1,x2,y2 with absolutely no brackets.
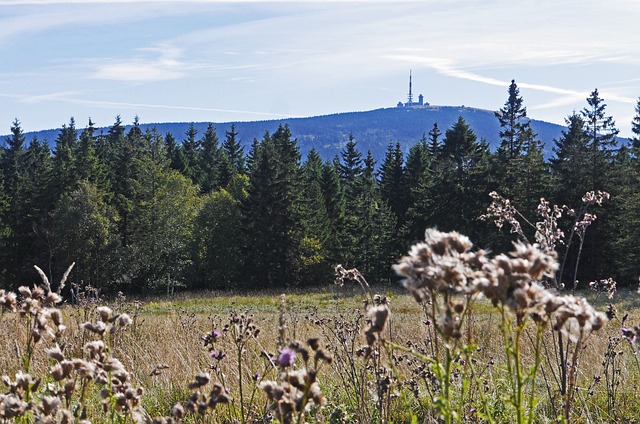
241,125,303,287
182,123,201,183
632,97,640,150
348,151,396,282
223,124,245,174
165,132,188,174
338,134,364,202
495,80,528,158
199,123,221,193
319,160,346,266
379,141,409,227
492,79,549,214
581,88,619,190
299,149,332,282
427,123,442,158
550,112,591,205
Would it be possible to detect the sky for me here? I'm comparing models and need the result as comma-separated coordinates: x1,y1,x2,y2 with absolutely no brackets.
1,0,640,137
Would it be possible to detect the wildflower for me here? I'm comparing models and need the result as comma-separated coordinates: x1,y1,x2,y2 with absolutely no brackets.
172,403,185,420
209,350,226,361
582,190,609,206
309,382,326,406
0,290,17,312
149,364,169,376
81,321,107,336
71,359,97,379
0,394,28,419
307,337,320,351
277,347,296,367
621,326,640,348
589,278,617,299
552,296,608,342
44,344,64,362
18,286,32,299
367,304,389,333
188,373,210,390
96,306,113,322
117,314,133,327
315,349,333,364
208,383,231,405
43,292,62,307
50,361,73,381
393,229,485,301
39,396,61,416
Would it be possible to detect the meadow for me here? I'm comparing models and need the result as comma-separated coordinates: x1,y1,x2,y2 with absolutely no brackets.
2,246,640,424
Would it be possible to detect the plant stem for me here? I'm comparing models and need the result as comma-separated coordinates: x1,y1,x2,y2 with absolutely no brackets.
527,324,543,424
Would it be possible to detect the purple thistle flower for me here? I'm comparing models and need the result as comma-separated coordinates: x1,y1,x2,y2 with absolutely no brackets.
277,347,296,367
621,327,638,345
210,349,227,360
212,330,221,341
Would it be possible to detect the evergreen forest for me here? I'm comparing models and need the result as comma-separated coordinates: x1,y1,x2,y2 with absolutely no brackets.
2,81,640,294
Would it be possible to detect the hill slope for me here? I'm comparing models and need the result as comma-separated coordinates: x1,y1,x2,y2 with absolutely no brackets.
15,106,568,161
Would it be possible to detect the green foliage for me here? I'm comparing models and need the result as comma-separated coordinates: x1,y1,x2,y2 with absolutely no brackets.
51,180,120,291
2,82,640,291
193,183,246,289
241,125,304,287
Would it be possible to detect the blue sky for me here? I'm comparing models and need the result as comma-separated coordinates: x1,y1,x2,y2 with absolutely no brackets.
1,0,640,137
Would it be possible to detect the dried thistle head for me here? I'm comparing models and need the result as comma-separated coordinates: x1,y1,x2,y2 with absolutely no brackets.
480,191,523,235
552,296,608,342
393,229,487,302
187,373,210,390
589,278,617,299
96,306,113,322
0,290,17,312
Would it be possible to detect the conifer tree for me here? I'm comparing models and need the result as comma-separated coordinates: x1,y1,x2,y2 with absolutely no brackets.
75,119,108,192
338,134,363,202
430,117,491,239
405,134,430,192
492,79,549,214
223,124,245,174
403,135,432,245
198,123,221,193
3,119,26,202
550,112,591,205
348,151,396,282
495,80,528,158
298,149,332,282
581,88,619,191
379,141,409,227
632,97,640,151
0,121,54,286
319,160,346,266
427,123,442,158
182,123,201,183
241,125,303,287
165,132,187,174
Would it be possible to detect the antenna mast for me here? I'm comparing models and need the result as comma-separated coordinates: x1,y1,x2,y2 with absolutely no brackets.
407,70,413,104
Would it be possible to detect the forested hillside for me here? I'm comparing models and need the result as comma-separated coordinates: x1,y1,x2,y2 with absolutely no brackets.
1,82,639,294
17,105,568,165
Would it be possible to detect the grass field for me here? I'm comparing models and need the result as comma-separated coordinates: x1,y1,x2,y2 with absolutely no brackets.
2,274,640,424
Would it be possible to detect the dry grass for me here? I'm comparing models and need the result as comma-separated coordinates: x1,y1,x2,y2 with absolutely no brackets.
2,282,640,423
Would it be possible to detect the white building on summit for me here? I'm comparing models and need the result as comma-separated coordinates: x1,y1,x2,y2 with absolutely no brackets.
397,70,429,108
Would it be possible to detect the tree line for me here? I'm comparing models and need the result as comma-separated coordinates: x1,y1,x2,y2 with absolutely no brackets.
1,80,640,294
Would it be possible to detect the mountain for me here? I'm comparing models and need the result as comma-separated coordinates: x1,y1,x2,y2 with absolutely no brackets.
12,106,570,162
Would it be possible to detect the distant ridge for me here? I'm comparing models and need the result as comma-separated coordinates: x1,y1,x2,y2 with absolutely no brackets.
13,106,571,162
